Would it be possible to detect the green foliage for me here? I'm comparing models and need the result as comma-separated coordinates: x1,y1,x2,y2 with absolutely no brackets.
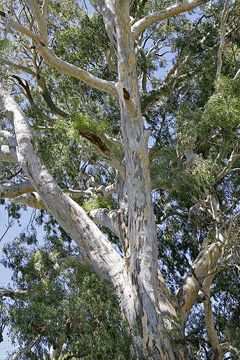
0,39,9,50
74,112,109,137
82,195,115,212
2,239,132,359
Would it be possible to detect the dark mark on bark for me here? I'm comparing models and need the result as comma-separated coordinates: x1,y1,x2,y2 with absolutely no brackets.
78,130,110,157
123,88,130,100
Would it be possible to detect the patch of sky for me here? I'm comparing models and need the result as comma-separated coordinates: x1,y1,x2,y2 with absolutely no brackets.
0,204,45,359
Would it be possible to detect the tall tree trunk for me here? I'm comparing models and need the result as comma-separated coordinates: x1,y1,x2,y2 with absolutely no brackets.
116,272,188,359
103,1,188,358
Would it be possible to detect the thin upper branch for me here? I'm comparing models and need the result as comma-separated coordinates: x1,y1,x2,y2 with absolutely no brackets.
215,150,239,182
132,0,207,41
22,0,48,44
216,0,230,81
0,11,117,97
10,335,41,360
0,57,36,76
0,288,27,299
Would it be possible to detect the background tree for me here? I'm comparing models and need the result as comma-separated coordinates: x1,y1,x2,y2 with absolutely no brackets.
0,0,240,359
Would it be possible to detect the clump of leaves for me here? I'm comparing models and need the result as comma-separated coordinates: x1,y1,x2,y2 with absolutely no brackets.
74,112,109,137
0,39,10,50
82,195,115,212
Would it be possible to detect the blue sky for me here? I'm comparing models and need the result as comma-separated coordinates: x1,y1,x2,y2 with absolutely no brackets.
0,205,45,359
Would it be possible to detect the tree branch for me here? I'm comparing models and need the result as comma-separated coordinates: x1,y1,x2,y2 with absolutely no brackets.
0,144,17,163
12,191,45,209
0,180,34,199
89,208,121,239
215,150,239,182
202,275,223,360
132,0,207,41
0,288,27,299
0,87,125,284
0,57,36,76
177,223,228,325
10,335,41,360
0,11,117,97
22,0,48,45
216,0,230,81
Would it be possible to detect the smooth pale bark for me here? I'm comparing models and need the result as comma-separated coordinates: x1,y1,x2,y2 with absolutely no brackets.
202,274,223,360
0,180,34,199
132,0,206,40
0,88,140,354
103,2,183,358
89,208,121,239
10,335,41,360
0,11,117,97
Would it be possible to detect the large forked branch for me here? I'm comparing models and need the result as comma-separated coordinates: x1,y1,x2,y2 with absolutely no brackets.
0,11,117,97
0,61,123,172
0,88,125,283
132,0,207,41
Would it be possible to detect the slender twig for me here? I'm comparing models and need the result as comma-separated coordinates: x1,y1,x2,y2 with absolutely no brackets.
216,0,230,81
10,335,41,360
0,220,14,242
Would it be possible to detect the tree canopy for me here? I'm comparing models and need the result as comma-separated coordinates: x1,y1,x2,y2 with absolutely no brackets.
0,0,240,359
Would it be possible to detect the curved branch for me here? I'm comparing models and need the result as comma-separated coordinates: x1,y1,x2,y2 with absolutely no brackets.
0,180,34,199
0,288,27,299
12,191,45,209
202,275,223,359
132,0,206,41
0,87,125,283
39,46,117,96
0,57,36,76
0,12,117,97
177,234,224,325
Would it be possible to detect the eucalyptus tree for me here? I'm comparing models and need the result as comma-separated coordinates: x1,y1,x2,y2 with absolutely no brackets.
0,0,240,359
